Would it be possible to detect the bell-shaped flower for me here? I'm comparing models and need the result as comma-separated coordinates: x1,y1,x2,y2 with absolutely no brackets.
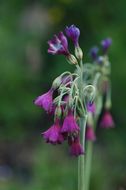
34,89,53,112
42,119,64,144
86,125,96,141
87,102,96,113
101,38,112,54
61,111,80,134
69,137,84,156
100,110,114,128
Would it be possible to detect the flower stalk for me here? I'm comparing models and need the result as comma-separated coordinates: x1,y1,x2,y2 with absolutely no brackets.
34,25,114,190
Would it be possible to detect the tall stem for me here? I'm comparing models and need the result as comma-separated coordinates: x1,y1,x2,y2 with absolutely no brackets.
85,141,93,190
78,115,87,190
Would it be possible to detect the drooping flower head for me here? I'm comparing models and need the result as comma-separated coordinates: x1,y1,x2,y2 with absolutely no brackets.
65,25,80,47
101,38,112,54
86,125,96,141
61,110,80,134
69,136,84,156
34,89,53,112
48,32,69,56
100,110,114,128
90,46,99,60
42,119,64,144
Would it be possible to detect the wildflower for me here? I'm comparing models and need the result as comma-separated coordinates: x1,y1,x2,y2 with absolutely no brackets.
100,110,114,128
65,25,80,47
86,125,96,141
87,102,96,113
61,111,80,133
69,137,84,156
34,89,53,112
90,46,99,60
42,119,64,144
101,38,112,54
48,32,69,56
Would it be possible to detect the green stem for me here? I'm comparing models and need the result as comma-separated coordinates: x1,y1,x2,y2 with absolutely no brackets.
85,141,93,190
78,115,87,190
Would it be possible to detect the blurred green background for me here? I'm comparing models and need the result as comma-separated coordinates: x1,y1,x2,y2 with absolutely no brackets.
0,0,126,190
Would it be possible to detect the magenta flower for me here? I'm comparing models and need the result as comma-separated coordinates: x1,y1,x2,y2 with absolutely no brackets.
42,120,64,144
34,89,53,112
61,111,80,133
86,125,96,141
87,103,96,113
90,46,99,60
100,110,114,128
65,25,80,47
48,32,69,55
70,137,84,156
101,38,112,54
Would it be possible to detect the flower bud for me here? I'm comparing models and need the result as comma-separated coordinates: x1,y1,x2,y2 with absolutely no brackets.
75,46,83,60
52,76,62,90
66,54,78,65
83,85,96,105
55,106,62,118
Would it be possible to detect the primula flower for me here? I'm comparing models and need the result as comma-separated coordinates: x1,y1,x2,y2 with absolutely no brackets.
100,110,114,128
48,32,69,55
61,111,80,133
70,137,84,156
42,119,64,144
101,38,112,54
90,46,99,60
87,103,96,113
65,25,80,47
34,89,53,112
86,125,96,141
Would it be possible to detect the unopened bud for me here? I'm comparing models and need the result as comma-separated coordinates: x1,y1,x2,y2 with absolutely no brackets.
105,98,112,110
67,54,78,65
52,76,62,90
55,106,62,118
83,85,96,104
75,46,83,60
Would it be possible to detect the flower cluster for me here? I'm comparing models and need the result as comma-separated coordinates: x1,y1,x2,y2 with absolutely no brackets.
34,72,84,156
34,25,114,157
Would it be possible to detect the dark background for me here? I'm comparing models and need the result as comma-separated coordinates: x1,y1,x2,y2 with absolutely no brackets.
0,0,126,190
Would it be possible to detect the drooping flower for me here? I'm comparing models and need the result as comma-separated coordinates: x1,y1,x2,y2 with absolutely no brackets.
86,125,96,141
65,25,80,47
61,111,80,133
34,89,53,112
90,46,99,60
69,137,84,156
87,102,96,113
101,38,112,54
48,32,69,56
42,119,64,144
100,110,114,128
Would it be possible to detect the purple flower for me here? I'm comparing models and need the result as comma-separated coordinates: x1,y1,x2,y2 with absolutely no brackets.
65,25,80,47
61,111,80,133
48,32,69,55
34,89,53,112
87,103,96,113
90,46,99,60
100,110,114,128
101,38,112,54
70,137,84,156
86,125,96,141
42,119,64,144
